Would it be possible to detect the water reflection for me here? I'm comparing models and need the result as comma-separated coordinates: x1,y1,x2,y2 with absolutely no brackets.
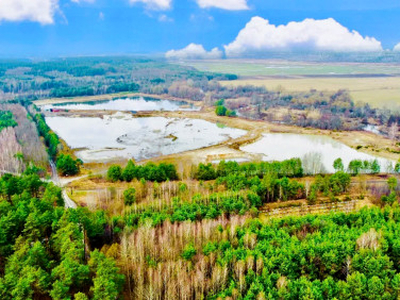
42,96,200,112
46,113,246,162
241,133,393,174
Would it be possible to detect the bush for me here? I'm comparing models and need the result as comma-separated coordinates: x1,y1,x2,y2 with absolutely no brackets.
181,243,196,260
215,105,237,117
56,154,82,176
195,163,217,180
0,111,18,132
107,165,122,182
123,188,136,206
215,105,227,116
214,99,225,106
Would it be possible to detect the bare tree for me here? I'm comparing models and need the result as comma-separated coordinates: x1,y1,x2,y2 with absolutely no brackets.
389,122,398,144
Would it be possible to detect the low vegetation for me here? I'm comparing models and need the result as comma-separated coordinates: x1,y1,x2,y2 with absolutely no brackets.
0,110,17,132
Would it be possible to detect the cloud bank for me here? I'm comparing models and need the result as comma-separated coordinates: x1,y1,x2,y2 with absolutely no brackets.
196,0,249,10
129,0,171,10
224,17,383,57
166,43,223,60
71,0,96,3
0,0,59,24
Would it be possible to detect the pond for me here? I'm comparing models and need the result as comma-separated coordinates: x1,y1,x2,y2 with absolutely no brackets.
41,96,200,112
241,133,394,174
46,113,246,162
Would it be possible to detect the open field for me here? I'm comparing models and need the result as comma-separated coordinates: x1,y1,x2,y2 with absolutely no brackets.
220,77,400,109
187,59,400,77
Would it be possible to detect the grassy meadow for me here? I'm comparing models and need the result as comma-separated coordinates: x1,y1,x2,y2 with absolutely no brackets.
220,77,400,109
188,59,400,77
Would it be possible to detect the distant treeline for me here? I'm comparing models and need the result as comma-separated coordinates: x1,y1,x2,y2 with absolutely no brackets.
0,57,236,102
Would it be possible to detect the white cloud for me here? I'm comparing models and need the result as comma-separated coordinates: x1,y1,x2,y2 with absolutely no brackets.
0,0,59,24
166,43,223,60
224,17,383,57
190,13,213,22
394,43,400,52
158,14,173,22
71,0,96,3
197,0,249,10
129,0,172,10
99,12,105,21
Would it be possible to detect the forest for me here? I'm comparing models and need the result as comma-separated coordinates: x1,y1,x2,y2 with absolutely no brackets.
2,161,400,299
0,57,235,102
0,170,123,299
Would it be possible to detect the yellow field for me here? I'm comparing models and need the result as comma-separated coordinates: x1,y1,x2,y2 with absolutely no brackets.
220,77,400,109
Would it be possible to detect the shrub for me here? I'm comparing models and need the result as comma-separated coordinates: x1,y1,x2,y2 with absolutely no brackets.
215,105,227,116
107,165,122,182
123,188,136,206
56,154,82,176
181,243,197,260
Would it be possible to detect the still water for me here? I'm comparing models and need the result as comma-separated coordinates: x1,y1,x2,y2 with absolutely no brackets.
241,133,394,174
42,97,199,112
46,113,246,162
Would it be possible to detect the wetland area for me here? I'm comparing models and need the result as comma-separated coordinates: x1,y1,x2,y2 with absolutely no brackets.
39,96,395,172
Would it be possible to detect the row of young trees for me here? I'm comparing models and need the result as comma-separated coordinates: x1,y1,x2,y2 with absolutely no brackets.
107,160,178,183
195,159,304,181
33,113,82,176
34,113,60,159
333,158,382,175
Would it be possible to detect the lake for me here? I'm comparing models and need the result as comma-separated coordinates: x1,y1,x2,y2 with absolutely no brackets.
41,96,200,112
241,133,394,174
46,113,246,162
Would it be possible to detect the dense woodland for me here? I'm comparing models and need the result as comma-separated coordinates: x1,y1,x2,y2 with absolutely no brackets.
0,57,235,102
2,160,400,299
0,171,123,299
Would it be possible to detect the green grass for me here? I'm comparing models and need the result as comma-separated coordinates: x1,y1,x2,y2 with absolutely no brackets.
187,59,400,77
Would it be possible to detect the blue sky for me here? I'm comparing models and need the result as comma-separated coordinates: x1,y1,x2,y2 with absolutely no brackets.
1,0,400,57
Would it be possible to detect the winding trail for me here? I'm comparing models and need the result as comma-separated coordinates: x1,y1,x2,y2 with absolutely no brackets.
50,160,77,209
